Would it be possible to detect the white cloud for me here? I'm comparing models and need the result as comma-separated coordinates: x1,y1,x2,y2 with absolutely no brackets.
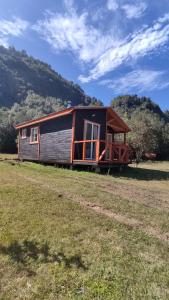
64,0,76,14
122,2,147,19
107,0,119,11
0,17,29,47
34,1,120,63
100,69,169,93
80,14,169,82
0,36,8,47
107,1,147,19
33,1,169,85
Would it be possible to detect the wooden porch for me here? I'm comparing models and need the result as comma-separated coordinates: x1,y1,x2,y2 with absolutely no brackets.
73,139,130,165
71,106,131,167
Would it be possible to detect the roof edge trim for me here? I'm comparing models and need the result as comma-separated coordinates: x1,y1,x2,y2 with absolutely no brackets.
15,108,74,129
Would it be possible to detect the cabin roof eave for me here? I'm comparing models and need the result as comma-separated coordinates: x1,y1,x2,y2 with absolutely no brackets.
14,107,74,129
107,107,131,133
14,106,106,129
14,106,131,132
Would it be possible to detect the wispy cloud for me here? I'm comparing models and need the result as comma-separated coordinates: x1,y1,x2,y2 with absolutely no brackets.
33,0,169,87
0,36,8,47
107,0,147,19
100,69,169,93
0,17,29,47
107,0,119,11
34,0,120,63
122,2,147,19
80,14,169,82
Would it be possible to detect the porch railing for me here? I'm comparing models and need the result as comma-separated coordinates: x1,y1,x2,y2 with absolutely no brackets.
73,140,130,164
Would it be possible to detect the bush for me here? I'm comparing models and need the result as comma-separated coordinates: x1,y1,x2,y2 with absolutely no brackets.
0,125,17,153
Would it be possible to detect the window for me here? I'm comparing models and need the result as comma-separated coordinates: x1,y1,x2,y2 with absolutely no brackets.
21,128,27,139
30,127,39,143
84,121,100,141
114,133,123,143
84,120,100,160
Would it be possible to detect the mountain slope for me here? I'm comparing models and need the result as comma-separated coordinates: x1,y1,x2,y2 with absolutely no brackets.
0,46,99,107
111,95,168,122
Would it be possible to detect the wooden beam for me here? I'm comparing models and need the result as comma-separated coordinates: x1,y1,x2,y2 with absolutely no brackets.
15,108,74,129
96,140,100,162
71,111,76,163
99,149,106,161
38,126,40,160
108,119,116,125
82,142,85,160
18,130,20,159
107,122,124,132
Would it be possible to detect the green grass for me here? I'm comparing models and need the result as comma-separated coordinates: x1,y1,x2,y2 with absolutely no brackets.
0,155,169,299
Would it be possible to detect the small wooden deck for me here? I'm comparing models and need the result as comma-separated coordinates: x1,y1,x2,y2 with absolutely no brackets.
73,140,130,165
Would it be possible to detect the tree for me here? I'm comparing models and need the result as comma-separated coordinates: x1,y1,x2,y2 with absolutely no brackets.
0,124,17,153
111,95,169,160
127,111,163,159
160,123,169,160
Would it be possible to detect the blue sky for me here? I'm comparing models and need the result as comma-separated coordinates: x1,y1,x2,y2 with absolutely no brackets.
0,0,169,110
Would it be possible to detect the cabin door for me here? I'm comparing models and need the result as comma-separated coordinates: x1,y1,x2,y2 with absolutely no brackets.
84,121,100,160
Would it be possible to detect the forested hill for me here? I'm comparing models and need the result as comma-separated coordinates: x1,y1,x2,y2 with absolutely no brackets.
111,95,169,160
111,95,168,122
0,46,99,108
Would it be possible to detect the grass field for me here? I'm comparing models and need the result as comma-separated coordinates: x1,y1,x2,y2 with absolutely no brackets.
0,155,169,299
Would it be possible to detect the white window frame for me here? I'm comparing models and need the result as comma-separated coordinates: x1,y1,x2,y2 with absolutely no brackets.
30,127,39,144
83,120,100,141
83,120,100,160
21,128,27,139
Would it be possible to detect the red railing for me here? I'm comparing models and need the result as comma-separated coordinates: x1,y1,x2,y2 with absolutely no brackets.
73,140,130,164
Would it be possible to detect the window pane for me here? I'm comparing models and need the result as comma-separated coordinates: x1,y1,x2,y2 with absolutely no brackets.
22,128,27,138
93,124,99,140
31,127,38,142
85,142,91,159
86,123,92,140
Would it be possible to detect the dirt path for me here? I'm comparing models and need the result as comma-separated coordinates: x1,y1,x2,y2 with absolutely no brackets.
15,172,169,244
98,181,169,210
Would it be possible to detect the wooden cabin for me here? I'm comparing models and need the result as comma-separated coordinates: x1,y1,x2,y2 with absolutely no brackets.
15,107,131,170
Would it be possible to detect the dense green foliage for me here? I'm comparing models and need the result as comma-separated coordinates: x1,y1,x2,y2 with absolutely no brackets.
0,125,17,153
111,95,167,120
0,46,101,107
111,95,169,160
